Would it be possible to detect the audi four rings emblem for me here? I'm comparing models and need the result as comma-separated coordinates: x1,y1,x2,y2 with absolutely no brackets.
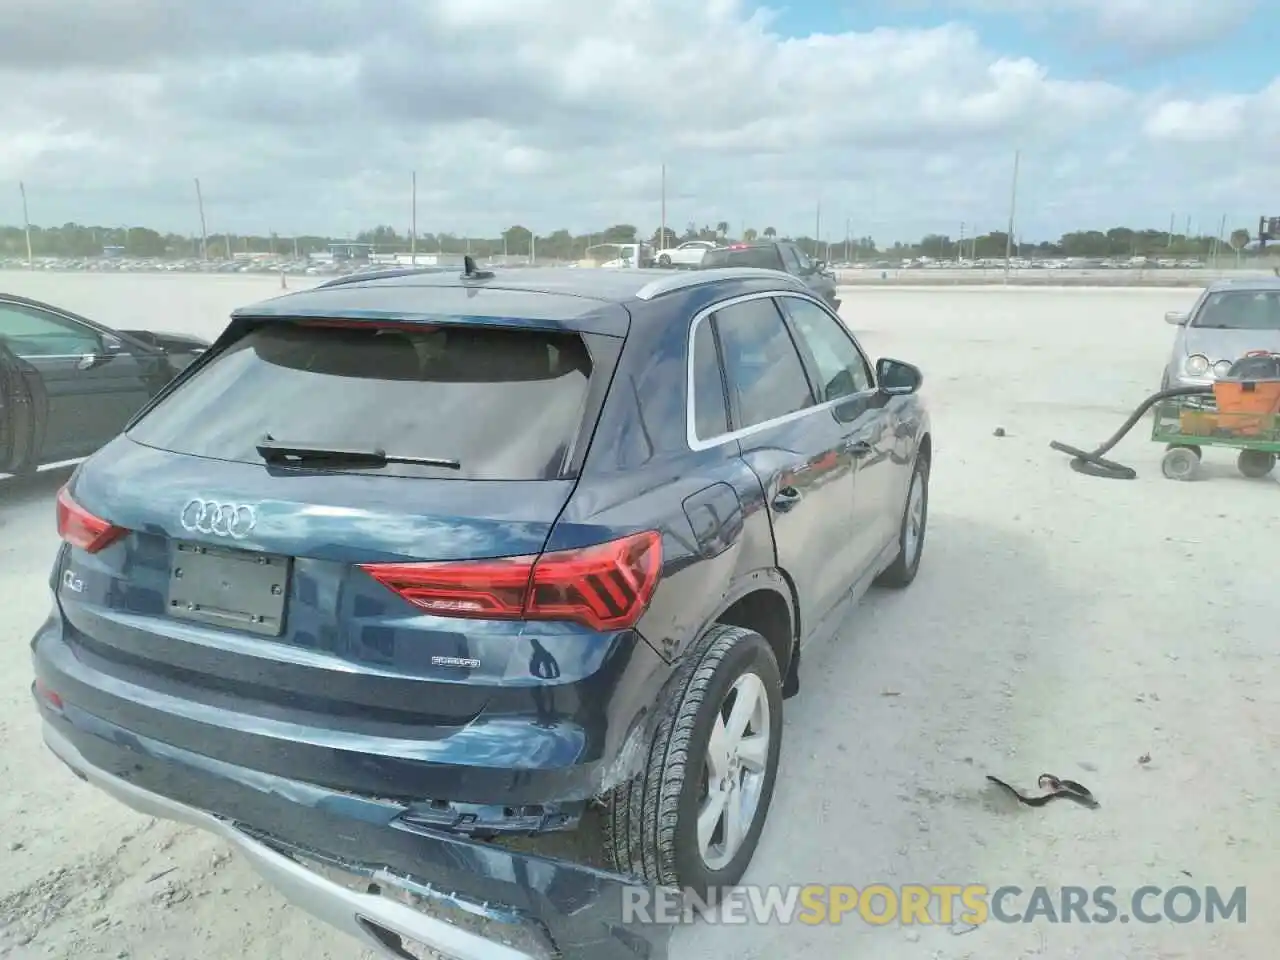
180,499,257,539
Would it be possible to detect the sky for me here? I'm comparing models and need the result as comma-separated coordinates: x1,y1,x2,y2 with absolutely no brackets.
0,0,1276,245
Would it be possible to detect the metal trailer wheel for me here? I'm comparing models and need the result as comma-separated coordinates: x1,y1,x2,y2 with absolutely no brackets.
1161,445,1200,481
1237,449,1277,479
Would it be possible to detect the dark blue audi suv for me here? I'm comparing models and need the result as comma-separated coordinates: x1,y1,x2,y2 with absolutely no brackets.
32,262,931,960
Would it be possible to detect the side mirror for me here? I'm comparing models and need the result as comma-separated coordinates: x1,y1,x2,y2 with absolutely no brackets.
1165,311,1188,325
76,334,124,370
877,358,922,395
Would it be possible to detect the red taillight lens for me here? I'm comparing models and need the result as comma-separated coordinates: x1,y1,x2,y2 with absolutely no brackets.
56,486,127,553
360,530,663,631
34,678,63,710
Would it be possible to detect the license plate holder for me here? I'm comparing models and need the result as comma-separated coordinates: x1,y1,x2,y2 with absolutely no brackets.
167,541,290,637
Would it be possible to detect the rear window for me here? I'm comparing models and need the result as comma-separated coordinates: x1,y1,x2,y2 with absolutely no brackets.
128,322,595,480
701,246,782,270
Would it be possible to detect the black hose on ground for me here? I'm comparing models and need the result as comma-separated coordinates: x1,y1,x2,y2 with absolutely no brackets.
1049,385,1215,480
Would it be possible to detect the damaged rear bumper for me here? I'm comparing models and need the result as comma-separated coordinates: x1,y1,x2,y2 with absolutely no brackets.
41,705,671,960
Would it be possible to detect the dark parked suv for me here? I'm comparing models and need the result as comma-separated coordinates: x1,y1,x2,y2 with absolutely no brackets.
699,241,841,310
33,263,930,960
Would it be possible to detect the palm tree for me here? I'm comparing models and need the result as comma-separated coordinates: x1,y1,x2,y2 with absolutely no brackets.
743,228,758,243
1229,228,1252,250
763,226,776,239
716,221,729,238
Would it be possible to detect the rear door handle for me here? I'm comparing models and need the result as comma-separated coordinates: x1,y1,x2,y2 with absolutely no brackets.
844,440,872,457
772,486,802,512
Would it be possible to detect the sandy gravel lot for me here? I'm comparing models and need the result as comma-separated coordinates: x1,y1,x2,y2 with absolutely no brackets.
2,274,1277,960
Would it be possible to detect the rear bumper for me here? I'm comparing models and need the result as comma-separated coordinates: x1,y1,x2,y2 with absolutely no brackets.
39,702,670,960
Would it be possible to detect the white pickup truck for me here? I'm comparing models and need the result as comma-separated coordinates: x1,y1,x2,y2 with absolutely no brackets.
654,240,719,269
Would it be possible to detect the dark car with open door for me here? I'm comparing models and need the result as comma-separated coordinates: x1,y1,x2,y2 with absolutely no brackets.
0,293,207,476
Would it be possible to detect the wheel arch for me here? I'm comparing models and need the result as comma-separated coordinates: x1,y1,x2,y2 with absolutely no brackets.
698,570,799,697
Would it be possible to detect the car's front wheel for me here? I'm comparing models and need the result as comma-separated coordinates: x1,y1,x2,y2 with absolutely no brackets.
875,453,929,588
604,624,783,893
658,254,673,267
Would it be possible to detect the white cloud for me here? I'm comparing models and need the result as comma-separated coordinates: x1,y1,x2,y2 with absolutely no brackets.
1144,80,1280,145
921,0,1258,57
0,0,1274,243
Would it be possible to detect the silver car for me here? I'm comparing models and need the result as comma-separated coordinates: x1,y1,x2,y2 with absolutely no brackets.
1162,278,1280,392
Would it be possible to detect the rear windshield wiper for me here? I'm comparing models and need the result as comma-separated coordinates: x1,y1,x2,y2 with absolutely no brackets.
256,436,461,470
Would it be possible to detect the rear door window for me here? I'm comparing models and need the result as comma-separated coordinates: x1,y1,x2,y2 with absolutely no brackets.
702,246,783,270
128,322,595,480
714,298,814,429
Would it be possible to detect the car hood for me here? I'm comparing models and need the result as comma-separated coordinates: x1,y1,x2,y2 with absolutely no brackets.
1183,326,1280,361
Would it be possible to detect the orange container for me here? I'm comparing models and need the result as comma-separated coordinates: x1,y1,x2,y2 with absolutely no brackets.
1212,379,1280,435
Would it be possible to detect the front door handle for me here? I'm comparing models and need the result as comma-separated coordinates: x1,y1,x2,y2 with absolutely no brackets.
844,439,872,457
772,486,802,512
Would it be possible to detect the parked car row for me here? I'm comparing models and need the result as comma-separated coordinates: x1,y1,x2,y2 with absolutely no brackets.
23,262,930,960
838,256,1210,270
0,255,435,278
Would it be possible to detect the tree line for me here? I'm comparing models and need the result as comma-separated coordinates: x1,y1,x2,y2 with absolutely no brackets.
0,219,1266,262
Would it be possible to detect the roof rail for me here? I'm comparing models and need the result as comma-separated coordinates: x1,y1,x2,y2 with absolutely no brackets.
634,267,809,301
315,267,450,289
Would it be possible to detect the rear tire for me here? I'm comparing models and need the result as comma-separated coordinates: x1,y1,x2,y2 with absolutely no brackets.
658,254,673,268
603,624,783,894
875,454,929,588
1237,449,1276,478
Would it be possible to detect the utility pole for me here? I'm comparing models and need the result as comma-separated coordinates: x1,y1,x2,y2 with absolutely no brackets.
1167,212,1175,247
959,221,966,264
1214,213,1227,269
194,178,208,260
660,163,667,250
815,198,822,258
1004,150,1020,277
410,171,417,266
845,217,851,262
18,181,33,268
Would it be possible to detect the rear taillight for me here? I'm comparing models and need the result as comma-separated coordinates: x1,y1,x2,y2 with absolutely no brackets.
360,530,663,631
34,678,63,710
56,486,127,553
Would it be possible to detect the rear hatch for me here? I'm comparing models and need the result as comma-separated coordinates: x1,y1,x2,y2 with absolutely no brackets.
49,302,638,794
